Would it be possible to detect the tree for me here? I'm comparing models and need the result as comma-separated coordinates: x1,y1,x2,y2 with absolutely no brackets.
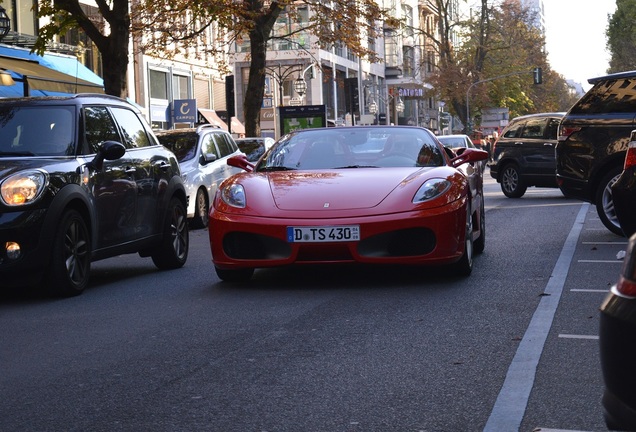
36,0,131,98
36,0,395,137
133,0,397,136
421,0,574,130
607,0,636,73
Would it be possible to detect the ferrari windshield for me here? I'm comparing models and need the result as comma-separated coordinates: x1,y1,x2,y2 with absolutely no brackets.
258,127,445,171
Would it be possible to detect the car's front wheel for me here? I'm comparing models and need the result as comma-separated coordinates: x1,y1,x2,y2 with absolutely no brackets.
474,194,485,254
500,163,527,198
47,209,91,297
215,266,255,282
453,204,474,276
151,198,189,269
191,188,209,229
595,167,623,236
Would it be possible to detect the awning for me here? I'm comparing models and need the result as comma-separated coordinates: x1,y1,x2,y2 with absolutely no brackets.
198,108,228,129
197,108,246,135
231,117,246,135
0,46,104,96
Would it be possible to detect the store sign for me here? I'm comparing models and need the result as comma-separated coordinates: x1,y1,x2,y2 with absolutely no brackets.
173,99,197,122
397,87,424,98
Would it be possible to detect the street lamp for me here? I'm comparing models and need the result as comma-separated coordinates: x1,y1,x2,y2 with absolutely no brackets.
0,7,11,42
294,77,307,99
368,100,378,115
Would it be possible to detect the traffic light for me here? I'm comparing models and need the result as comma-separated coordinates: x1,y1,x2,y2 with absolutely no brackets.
344,77,359,114
533,67,542,85
225,75,235,118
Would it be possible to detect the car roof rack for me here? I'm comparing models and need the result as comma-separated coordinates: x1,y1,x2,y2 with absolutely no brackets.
196,123,222,133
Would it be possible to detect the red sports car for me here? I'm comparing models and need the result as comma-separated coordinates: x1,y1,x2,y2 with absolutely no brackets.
208,126,489,282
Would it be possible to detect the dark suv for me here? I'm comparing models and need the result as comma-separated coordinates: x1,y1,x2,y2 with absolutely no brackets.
556,71,636,235
488,112,564,197
0,94,189,296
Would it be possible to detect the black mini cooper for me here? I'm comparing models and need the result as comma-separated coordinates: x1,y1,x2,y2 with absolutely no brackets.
0,94,189,296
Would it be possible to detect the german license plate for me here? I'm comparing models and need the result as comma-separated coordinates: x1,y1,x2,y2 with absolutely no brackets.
287,225,360,243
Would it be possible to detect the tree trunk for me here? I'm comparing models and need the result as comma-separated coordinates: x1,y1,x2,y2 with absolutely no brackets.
243,29,268,138
101,24,130,98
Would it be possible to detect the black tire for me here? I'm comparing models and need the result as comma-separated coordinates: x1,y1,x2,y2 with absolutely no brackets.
190,188,209,230
151,198,189,269
595,167,624,236
500,163,527,198
474,194,486,254
453,204,474,276
215,266,254,282
47,209,91,297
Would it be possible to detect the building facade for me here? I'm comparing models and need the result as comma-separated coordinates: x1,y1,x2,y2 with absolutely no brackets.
0,0,444,138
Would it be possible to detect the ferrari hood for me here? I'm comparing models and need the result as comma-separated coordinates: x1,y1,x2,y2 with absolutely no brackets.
267,168,423,211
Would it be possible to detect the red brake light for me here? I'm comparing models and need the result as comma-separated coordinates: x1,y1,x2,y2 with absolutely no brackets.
615,274,636,297
625,142,636,169
558,126,581,141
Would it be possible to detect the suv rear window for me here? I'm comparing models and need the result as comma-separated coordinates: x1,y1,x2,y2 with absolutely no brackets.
569,78,636,114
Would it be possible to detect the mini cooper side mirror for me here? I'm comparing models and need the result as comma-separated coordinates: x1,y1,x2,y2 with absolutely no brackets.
89,140,126,170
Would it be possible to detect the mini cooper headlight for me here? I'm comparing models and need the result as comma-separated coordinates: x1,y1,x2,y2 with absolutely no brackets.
413,178,451,203
220,183,246,208
0,170,48,206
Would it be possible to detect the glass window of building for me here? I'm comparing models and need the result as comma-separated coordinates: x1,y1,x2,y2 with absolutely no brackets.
149,69,169,100
173,74,190,100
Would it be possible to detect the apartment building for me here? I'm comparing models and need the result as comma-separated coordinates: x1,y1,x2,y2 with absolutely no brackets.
0,0,441,136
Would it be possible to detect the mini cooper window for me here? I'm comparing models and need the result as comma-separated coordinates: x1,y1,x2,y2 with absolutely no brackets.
84,106,120,154
110,107,151,148
0,106,76,156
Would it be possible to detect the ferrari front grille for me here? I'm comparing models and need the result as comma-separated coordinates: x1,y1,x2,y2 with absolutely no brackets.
223,232,291,260
357,228,436,258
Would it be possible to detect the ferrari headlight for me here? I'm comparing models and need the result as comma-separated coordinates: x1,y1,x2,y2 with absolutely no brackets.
220,183,246,208
0,170,48,206
413,178,451,203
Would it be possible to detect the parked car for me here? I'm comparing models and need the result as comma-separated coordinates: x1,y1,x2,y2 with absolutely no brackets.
156,125,243,229
437,134,485,171
235,137,276,162
208,126,489,282
611,130,636,237
556,71,636,236
0,94,189,296
488,112,564,198
437,134,477,150
600,232,636,430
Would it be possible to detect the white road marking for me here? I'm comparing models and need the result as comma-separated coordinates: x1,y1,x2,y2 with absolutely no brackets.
558,334,599,340
483,203,589,432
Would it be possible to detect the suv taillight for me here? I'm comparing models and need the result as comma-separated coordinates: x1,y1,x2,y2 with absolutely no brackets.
615,274,636,297
624,130,636,169
615,234,636,297
557,126,581,141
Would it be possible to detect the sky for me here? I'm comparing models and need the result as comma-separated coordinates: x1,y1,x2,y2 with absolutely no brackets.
543,0,617,91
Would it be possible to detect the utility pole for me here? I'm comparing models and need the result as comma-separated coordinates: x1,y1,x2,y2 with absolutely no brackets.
465,68,543,133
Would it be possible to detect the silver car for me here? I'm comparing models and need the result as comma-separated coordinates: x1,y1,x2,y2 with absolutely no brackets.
156,125,243,228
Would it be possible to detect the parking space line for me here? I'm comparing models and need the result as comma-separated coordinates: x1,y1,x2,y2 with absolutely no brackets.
483,203,589,432
558,334,599,340
582,241,627,245
570,289,608,293
577,260,623,263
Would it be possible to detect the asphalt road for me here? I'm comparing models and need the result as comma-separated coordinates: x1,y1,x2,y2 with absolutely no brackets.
0,176,623,432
